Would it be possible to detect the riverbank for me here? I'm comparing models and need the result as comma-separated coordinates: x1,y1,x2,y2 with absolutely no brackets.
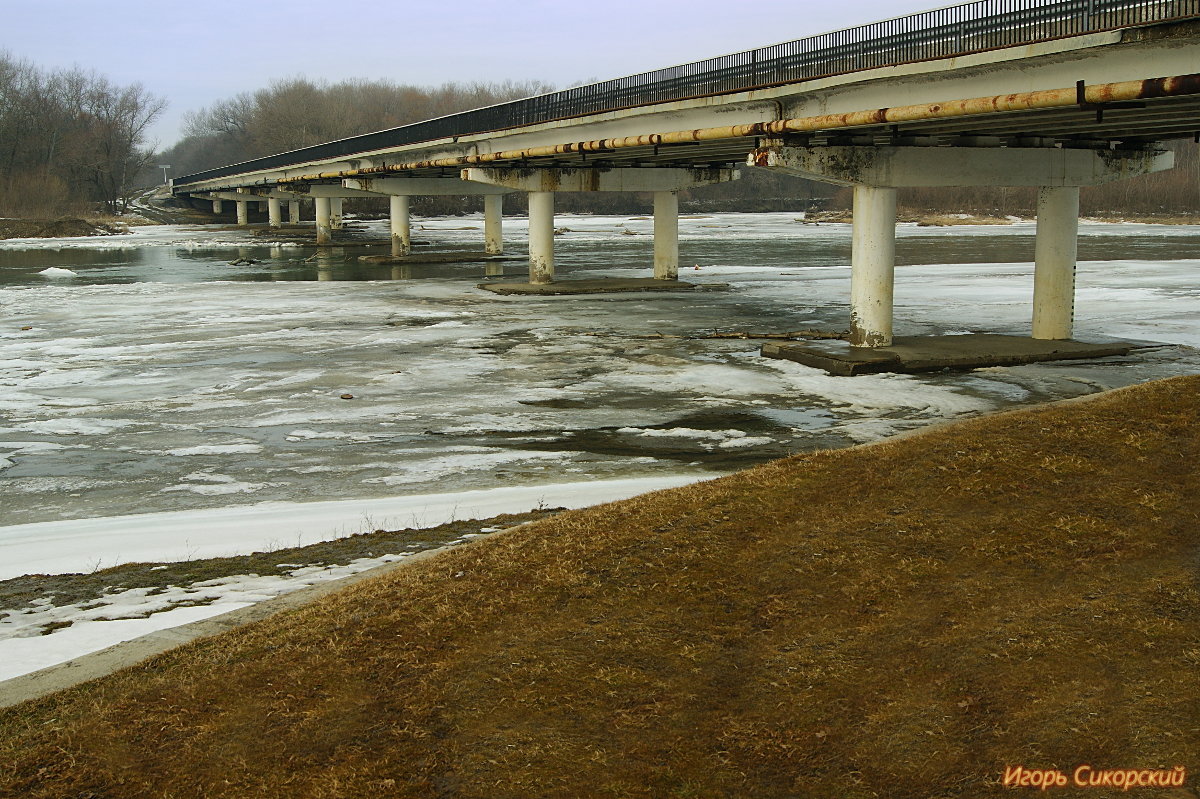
3,208,1197,242
0,216,148,240
807,210,1200,225
1,374,1195,797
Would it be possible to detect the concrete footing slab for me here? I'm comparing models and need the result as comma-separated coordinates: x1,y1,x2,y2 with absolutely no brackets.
761,334,1139,376
359,253,524,265
478,278,711,295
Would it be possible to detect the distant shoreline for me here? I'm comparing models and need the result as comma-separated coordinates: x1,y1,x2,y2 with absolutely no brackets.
2,210,1196,242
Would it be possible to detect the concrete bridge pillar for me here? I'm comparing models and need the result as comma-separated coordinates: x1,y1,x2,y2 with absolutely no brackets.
464,167,737,285
527,191,555,285
288,200,301,224
484,194,504,255
315,197,333,246
653,191,680,280
329,198,344,230
390,195,411,257
850,185,898,348
267,197,282,228
236,200,249,226
1032,186,1081,340
212,198,223,214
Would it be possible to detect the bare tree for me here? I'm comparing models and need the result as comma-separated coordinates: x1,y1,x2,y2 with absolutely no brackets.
0,51,165,216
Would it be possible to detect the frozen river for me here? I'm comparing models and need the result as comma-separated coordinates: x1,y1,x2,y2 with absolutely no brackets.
1,212,1198,562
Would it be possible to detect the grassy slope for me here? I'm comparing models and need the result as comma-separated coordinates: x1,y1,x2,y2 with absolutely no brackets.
1,376,1197,798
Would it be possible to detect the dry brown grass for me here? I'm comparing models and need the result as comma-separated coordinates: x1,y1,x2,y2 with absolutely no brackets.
1,376,1198,798
1086,214,1200,226
916,214,1016,226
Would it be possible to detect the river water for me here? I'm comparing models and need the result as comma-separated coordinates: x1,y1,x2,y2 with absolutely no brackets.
1,213,1197,529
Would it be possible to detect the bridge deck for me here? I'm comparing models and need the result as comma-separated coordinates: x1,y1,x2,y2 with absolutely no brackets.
173,0,1200,191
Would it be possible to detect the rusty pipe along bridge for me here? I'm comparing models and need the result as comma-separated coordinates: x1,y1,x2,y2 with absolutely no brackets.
172,0,1200,372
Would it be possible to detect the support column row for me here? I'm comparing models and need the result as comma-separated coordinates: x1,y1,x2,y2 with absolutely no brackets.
846,183,1078,347
464,167,737,286
756,145,1172,347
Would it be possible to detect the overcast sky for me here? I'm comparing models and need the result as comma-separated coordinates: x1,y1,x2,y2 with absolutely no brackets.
7,0,944,149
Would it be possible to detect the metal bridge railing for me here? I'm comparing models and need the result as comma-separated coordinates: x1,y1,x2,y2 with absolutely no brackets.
176,0,1199,187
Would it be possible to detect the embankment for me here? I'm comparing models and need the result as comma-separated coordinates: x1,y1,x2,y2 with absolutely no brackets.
0,375,1196,797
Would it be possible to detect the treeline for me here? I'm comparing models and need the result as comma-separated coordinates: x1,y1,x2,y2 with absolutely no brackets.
160,78,555,179
0,51,163,217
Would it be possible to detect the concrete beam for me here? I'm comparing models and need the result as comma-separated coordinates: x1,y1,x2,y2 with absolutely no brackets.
464,167,738,193
249,189,308,200
343,177,511,196
206,192,254,204
755,145,1174,187
207,190,301,203
300,184,386,199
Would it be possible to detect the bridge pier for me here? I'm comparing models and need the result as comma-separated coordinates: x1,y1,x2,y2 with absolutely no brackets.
849,185,898,347
212,198,223,215
527,191,555,284
267,197,282,228
329,198,344,230
1032,186,1080,340
484,194,504,256
288,200,301,224
653,191,679,280
235,188,255,226
465,167,737,288
390,195,410,257
756,144,1172,351
314,197,333,246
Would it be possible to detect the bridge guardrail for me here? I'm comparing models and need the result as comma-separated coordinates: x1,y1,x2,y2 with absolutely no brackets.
175,0,1199,188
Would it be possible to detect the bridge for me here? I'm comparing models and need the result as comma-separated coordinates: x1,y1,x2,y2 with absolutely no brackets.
171,0,1200,373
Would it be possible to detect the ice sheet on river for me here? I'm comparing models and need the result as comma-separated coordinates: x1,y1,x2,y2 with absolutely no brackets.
1,213,1198,551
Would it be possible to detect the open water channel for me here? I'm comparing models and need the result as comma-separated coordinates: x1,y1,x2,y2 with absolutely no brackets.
1,213,1197,532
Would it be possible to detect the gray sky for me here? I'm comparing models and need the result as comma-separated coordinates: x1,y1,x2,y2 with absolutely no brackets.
6,0,942,149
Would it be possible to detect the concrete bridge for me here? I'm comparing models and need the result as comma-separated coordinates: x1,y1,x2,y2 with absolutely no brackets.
172,0,1200,373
